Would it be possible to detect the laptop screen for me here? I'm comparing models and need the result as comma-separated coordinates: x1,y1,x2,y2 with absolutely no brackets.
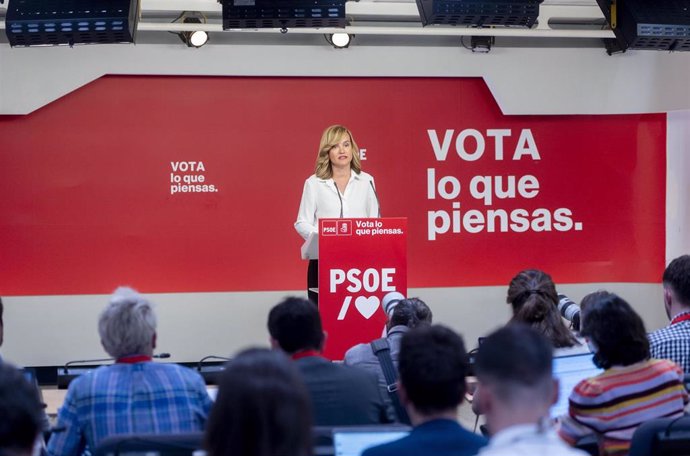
333,428,410,456
551,353,603,418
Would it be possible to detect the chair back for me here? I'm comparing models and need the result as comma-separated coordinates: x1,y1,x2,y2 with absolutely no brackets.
629,415,690,456
574,433,599,456
93,432,204,456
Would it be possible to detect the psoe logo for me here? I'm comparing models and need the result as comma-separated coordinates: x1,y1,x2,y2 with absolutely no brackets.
322,220,338,236
337,220,352,236
329,268,397,320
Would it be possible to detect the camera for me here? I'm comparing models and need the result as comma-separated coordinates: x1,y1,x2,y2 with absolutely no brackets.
557,294,581,331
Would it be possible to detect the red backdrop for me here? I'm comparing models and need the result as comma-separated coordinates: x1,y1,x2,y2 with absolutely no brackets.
0,76,666,296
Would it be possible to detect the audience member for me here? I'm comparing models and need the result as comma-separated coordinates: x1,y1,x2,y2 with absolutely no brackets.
507,269,579,350
0,363,45,456
648,254,690,372
377,291,406,338
362,325,487,456
344,297,432,392
474,325,588,456
268,296,391,425
473,270,583,416
381,291,406,321
0,298,50,433
47,287,212,456
205,348,312,456
558,291,688,456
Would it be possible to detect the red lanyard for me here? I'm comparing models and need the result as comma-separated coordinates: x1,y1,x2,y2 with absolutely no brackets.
116,355,153,364
671,312,690,326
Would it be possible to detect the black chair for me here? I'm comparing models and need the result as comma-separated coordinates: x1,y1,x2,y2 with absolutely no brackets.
629,415,690,456
312,426,335,456
574,433,599,456
93,432,204,456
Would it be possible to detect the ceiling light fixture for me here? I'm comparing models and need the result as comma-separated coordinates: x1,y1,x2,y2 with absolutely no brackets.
326,33,353,49
174,12,209,48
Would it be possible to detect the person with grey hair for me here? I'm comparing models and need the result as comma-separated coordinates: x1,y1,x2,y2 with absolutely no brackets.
47,287,213,456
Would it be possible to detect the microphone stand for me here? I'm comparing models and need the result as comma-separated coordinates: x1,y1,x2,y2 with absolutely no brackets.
197,355,230,372
62,352,171,373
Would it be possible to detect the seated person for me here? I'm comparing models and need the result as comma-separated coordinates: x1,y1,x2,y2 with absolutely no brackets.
473,269,584,415
0,362,45,456
0,298,51,433
48,287,212,456
474,325,589,456
558,291,688,456
648,254,690,372
506,269,581,351
362,325,488,456
344,297,432,390
268,297,391,425
204,348,312,456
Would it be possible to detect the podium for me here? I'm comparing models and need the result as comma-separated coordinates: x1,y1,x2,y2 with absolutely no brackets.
302,218,407,359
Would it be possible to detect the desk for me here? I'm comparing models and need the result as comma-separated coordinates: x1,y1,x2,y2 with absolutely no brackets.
42,388,66,417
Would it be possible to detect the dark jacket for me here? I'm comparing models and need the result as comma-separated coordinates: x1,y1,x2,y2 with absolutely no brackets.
362,419,488,456
295,355,392,425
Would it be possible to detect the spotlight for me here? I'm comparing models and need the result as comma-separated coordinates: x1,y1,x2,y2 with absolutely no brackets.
186,30,209,48
326,33,353,49
470,36,494,53
174,13,209,48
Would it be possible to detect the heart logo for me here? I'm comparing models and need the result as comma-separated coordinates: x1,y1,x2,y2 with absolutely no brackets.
355,296,380,319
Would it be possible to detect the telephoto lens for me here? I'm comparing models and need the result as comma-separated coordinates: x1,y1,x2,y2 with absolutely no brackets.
557,294,581,331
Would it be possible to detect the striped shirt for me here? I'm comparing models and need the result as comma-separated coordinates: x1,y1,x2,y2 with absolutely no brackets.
47,362,213,456
557,359,688,456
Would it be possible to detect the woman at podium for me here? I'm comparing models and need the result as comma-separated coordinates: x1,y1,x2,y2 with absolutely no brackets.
295,125,380,303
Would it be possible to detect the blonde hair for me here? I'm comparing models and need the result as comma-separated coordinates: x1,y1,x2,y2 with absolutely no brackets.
314,125,362,179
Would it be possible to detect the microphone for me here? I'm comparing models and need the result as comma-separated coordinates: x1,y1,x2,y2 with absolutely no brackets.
369,180,381,218
197,355,231,385
333,181,344,218
63,357,113,374
197,355,231,372
63,352,171,373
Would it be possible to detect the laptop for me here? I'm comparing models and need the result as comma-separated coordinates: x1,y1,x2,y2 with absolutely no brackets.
332,426,411,456
551,352,603,418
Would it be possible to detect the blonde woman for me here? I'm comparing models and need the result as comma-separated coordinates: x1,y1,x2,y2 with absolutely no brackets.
295,125,379,303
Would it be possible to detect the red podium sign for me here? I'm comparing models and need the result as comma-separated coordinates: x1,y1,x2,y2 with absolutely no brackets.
318,218,408,359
